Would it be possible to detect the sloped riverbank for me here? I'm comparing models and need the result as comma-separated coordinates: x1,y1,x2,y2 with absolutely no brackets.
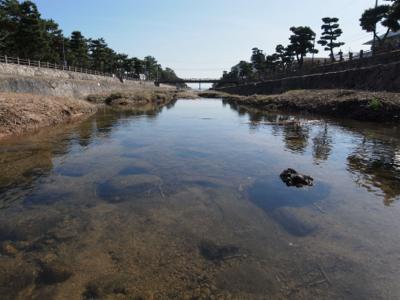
0,88,197,140
0,92,96,139
200,89,400,122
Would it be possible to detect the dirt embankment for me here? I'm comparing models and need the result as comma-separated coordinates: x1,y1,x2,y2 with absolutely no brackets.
0,93,96,139
86,89,198,108
0,88,198,140
200,89,400,122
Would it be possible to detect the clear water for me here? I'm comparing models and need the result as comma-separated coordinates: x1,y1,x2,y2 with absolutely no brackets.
0,99,399,299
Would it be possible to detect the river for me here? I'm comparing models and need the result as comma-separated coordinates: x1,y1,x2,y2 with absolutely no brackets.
0,98,399,299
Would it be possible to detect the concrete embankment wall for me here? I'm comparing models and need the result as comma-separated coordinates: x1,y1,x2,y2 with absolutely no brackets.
0,63,155,98
217,61,400,96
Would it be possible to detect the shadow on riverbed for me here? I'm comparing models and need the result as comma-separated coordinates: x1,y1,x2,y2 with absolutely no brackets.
247,177,330,236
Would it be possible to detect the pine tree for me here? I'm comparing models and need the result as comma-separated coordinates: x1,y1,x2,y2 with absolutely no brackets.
250,47,266,77
318,17,345,61
0,0,20,54
15,1,47,59
42,19,64,63
69,31,89,67
89,38,109,71
288,26,318,67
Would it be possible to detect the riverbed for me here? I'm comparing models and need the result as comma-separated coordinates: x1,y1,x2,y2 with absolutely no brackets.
0,98,399,299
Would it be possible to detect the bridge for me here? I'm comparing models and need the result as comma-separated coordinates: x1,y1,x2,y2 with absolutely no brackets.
155,78,239,89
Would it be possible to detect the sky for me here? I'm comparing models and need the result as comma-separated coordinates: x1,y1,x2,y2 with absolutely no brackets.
32,0,377,78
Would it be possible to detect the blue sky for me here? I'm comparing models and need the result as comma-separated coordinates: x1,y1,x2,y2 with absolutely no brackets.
33,0,376,78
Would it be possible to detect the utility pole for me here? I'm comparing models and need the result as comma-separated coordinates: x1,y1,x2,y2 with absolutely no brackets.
373,0,379,55
62,38,66,66
312,35,316,63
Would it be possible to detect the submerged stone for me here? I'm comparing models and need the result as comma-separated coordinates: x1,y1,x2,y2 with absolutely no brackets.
97,174,161,203
82,275,132,299
37,259,72,285
199,240,239,262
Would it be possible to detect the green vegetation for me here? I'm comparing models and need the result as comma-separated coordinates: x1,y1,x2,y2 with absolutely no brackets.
360,0,400,52
288,26,318,67
368,97,383,111
219,1,400,85
0,0,180,81
318,17,344,61
220,26,318,83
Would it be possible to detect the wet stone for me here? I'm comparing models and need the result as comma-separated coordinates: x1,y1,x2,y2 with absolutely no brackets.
199,240,239,262
280,168,314,188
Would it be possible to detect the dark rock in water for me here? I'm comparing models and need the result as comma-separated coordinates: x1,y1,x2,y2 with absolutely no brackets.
280,169,313,188
199,240,239,262
82,275,131,299
37,260,72,285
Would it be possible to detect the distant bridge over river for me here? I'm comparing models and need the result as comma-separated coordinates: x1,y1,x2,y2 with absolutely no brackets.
155,78,239,89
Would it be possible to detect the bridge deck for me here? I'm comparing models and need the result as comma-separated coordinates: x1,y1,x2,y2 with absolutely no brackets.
157,78,223,84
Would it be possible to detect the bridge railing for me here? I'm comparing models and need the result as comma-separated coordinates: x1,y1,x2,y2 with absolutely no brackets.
0,54,143,81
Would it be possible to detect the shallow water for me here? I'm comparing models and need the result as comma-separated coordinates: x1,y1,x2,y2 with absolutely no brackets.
1,99,400,299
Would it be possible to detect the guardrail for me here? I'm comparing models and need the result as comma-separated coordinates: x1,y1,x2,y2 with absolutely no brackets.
0,55,140,81
268,49,400,80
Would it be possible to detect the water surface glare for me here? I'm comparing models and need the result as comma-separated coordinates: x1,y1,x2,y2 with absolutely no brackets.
1,99,400,299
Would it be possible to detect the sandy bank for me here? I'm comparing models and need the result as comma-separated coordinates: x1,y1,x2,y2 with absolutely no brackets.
0,93,96,139
86,88,198,108
0,88,198,140
200,89,400,122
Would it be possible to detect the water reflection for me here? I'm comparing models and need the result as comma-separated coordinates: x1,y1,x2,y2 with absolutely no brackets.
0,99,400,299
0,101,174,209
312,124,332,164
228,102,400,203
347,138,400,205
282,123,310,154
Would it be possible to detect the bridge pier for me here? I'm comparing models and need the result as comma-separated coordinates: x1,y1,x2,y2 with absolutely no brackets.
199,82,201,90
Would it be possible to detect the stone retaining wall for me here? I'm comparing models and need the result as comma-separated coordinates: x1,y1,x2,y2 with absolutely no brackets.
0,62,155,98
217,61,400,96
